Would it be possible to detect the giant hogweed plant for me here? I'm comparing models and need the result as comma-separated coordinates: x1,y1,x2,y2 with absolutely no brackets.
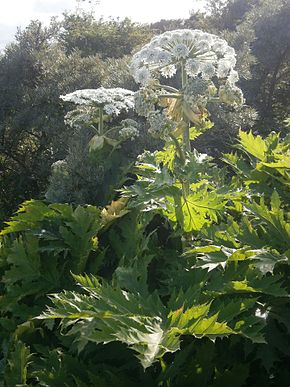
38,31,290,373
126,29,244,232
47,87,142,206
60,87,139,152
1,29,290,385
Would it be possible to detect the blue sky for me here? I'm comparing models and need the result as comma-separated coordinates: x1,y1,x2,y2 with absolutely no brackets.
0,0,205,50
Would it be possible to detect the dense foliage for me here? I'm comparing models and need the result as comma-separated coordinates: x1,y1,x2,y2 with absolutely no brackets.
1,128,289,386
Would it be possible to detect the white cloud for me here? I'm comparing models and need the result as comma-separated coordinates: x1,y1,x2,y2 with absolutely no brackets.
33,0,73,14
95,0,201,22
0,0,205,50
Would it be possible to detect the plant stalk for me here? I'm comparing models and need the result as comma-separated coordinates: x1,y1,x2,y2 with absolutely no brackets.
169,134,185,165
181,63,190,153
99,107,104,135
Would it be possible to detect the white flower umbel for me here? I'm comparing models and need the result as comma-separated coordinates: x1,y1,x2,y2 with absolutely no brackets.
60,87,135,116
130,29,240,85
131,29,244,148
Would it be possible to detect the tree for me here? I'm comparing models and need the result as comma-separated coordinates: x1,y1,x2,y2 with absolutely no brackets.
0,15,153,221
59,13,153,58
199,0,290,133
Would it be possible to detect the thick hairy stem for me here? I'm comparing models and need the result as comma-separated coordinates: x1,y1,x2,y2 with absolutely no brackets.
181,63,190,153
99,107,104,135
159,93,182,99
180,62,190,197
169,134,185,165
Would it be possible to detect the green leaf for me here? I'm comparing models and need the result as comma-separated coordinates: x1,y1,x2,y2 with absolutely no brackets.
156,144,176,171
245,192,290,252
238,130,267,161
1,200,54,235
3,235,42,300
169,190,226,232
5,340,31,386
190,245,287,274
40,274,236,369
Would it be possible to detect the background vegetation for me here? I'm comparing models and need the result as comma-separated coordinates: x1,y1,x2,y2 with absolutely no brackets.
0,0,289,221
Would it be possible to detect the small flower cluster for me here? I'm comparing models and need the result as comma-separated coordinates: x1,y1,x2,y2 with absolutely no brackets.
60,87,135,116
148,110,176,139
183,78,220,112
51,159,69,176
134,86,161,117
219,83,244,105
130,29,238,86
119,119,140,141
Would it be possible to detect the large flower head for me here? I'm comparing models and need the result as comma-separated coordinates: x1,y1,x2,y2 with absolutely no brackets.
60,87,135,116
130,29,238,85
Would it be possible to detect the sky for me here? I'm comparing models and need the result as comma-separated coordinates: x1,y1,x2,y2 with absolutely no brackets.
0,0,205,50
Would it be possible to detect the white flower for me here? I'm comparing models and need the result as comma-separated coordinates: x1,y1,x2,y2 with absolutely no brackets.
191,30,203,40
224,55,236,67
135,67,151,85
172,43,190,59
225,46,236,57
119,126,139,141
134,88,160,117
219,83,244,105
200,62,216,79
148,110,176,139
171,31,183,44
161,64,177,78
158,35,171,47
228,69,239,85
203,33,215,44
197,40,211,53
60,87,134,116
217,59,232,78
130,29,239,86
181,30,194,41
157,50,172,64
144,48,159,63
212,40,228,55
52,159,67,170
185,59,200,77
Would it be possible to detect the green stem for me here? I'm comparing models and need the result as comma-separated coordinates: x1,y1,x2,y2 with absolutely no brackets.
180,62,191,198
181,62,187,88
99,107,104,135
104,126,118,136
155,84,179,93
169,134,185,165
158,93,182,99
181,63,190,153
183,122,190,153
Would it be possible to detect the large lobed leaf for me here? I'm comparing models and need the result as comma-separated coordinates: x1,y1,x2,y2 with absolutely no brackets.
40,274,236,369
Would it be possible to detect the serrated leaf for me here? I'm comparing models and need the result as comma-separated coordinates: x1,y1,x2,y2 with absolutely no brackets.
40,274,236,369
5,340,31,386
238,130,267,161
164,190,225,232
